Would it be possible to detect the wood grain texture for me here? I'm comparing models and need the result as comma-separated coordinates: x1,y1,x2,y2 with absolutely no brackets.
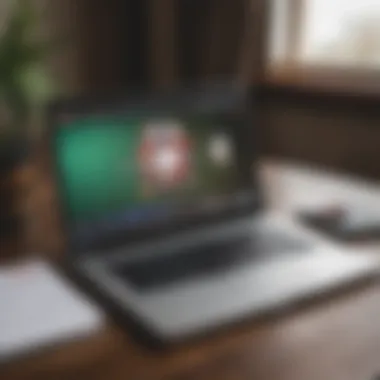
237,0,269,85
259,84,380,180
147,0,180,88
1,161,380,380
1,282,380,380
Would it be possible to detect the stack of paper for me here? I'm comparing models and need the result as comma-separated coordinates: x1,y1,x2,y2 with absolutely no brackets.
0,259,104,361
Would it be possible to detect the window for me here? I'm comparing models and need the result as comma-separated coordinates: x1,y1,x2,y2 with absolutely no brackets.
268,0,380,87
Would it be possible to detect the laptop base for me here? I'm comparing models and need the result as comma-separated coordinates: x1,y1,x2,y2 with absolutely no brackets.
69,215,379,345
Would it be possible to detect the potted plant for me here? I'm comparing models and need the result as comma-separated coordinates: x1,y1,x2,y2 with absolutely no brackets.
0,0,57,240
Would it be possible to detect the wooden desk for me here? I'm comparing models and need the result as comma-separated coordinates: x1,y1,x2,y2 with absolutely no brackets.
1,160,380,380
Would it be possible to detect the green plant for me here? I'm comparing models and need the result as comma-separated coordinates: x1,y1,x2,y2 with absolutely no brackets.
0,0,57,143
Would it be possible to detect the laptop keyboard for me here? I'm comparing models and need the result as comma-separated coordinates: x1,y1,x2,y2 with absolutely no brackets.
113,230,311,291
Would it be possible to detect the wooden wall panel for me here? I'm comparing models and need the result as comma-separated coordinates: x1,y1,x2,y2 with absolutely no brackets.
238,0,269,85
260,86,380,179
148,0,180,88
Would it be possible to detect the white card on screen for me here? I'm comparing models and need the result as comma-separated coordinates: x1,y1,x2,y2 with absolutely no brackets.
0,259,104,362
209,133,234,166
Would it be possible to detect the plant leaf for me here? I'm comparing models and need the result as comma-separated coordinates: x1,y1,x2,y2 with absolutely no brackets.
18,63,57,106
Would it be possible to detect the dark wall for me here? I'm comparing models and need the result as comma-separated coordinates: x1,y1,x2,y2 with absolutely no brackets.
178,0,247,82
77,0,150,92
259,85,380,180
76,0,266,91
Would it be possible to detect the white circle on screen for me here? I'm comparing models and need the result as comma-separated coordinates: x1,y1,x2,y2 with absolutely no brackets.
209,133,234,166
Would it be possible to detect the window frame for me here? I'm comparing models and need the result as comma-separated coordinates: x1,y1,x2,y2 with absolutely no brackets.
265,0,380,94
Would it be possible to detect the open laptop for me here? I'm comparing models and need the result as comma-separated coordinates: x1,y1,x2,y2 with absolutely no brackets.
49,84,378,343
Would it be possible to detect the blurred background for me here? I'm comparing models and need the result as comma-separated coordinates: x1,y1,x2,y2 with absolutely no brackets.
1,0,380,255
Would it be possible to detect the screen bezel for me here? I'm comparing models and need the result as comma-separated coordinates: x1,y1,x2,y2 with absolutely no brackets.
47,84,262,257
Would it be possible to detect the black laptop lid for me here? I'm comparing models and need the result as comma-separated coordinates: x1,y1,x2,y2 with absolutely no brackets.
49,84,261,255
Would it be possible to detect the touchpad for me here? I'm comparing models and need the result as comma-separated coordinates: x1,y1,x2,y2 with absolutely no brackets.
112,230,310,291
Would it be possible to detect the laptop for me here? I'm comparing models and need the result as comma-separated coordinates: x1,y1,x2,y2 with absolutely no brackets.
49,84,378,344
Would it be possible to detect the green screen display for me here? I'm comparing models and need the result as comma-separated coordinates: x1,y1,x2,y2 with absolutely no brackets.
55,115,245,245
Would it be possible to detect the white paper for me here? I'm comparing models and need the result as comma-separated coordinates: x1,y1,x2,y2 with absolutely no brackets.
0,259,104,361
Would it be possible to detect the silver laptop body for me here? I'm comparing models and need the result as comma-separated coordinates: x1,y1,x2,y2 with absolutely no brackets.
50,85,378,343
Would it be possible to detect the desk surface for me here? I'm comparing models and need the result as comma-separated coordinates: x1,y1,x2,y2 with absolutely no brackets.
1,160,380,380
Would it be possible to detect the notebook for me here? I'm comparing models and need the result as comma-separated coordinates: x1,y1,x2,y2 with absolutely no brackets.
0,259,104,362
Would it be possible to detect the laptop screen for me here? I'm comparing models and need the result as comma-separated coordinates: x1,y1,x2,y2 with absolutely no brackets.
53,95,257,251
